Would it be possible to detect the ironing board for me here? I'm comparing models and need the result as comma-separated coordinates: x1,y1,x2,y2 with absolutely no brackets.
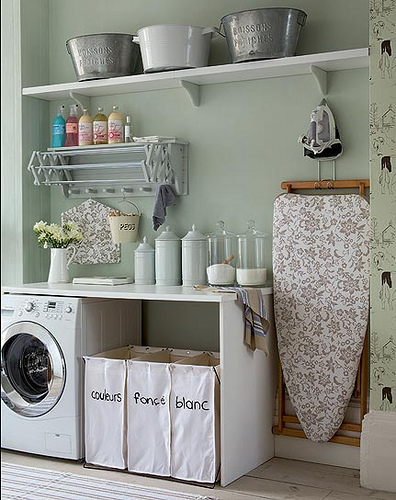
272,193,370,442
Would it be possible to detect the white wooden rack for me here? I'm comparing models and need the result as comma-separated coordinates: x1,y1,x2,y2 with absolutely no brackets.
22,48,369,107
27,142,188,198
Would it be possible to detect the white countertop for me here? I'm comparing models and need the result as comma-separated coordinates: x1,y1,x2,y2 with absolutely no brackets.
1,282,273,303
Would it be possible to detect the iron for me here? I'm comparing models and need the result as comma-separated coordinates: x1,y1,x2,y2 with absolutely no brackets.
298,99,343,161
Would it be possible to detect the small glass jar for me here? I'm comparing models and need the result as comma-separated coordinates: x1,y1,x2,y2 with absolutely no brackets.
134,236,155,285
206,220,236,286
237,220,268,287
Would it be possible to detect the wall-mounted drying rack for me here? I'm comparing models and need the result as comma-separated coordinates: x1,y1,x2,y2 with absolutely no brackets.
27,142,188,199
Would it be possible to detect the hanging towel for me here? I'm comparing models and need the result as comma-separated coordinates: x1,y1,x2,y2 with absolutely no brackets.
273,193,370,442
153,184,176,231
194,286,270,354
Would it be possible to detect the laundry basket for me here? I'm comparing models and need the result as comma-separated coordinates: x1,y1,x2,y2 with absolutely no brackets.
83,346,162,469
170,352,220,483
126,349,207,477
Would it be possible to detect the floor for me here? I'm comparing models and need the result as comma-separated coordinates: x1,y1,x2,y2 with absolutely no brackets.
2,449,396,500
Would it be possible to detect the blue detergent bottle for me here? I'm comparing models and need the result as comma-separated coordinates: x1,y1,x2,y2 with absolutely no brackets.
51,105,66,147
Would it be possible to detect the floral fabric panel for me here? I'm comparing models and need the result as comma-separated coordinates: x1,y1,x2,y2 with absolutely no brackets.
62,199,121,264
273,194,370,442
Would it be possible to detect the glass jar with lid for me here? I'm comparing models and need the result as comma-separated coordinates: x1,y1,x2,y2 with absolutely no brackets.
206,220,236,286
236,220,268,287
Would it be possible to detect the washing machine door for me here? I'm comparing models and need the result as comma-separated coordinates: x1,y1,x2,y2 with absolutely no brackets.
1,321,65,417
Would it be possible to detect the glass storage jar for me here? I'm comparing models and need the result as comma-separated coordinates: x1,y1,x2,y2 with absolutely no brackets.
206,220,236,286
236,220,268,287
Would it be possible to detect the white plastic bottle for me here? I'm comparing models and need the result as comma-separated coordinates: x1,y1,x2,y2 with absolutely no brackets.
78,109,93,146
108,105,124,144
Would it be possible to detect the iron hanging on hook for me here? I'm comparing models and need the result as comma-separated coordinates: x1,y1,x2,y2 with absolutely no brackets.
299,99,343,182
298,99,343,161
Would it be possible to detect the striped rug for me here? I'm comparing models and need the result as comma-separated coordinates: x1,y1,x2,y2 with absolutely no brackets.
1,462,217,500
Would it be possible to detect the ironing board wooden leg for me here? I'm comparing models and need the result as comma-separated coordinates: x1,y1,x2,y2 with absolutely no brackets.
360,331,369,422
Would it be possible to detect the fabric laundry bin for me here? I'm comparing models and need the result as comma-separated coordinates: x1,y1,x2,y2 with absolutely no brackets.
126,349,205,477
83,346,162,469
170,352,220,483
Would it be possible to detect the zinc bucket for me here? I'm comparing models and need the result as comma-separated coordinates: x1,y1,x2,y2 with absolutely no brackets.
221,8,307,63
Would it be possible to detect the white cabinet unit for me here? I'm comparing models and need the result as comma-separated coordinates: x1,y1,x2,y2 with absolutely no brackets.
1,282,277,487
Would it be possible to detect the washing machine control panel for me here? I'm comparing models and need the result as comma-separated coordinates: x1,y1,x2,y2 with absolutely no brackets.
42,300,75,320
15,297,77,320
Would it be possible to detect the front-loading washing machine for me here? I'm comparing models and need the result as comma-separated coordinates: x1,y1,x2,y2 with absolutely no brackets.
1,294,141,459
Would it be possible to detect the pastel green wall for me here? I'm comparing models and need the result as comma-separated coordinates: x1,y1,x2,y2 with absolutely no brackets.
368,4,396,412
22,0,369,281
1,1,371,349
49,68,369,281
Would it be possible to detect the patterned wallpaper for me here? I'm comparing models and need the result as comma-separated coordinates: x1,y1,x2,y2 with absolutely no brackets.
369,0,396,412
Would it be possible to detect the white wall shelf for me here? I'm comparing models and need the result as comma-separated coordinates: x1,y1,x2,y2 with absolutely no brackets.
27,142,188,198
22,48,369,107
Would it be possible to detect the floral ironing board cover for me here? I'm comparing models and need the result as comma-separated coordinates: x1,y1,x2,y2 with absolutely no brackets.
272,194,370,442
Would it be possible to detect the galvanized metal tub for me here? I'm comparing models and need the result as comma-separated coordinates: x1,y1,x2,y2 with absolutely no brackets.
66,33,140,81
221,8,307,63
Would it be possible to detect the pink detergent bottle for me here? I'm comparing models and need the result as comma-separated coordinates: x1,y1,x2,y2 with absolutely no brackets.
65,104,79,147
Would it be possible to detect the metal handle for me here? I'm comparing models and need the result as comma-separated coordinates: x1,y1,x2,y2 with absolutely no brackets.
217,22,226,38
117,195,140,215
202,26,221,38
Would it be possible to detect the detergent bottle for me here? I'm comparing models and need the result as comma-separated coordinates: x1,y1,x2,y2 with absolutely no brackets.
108,105,124,144
51,105,66,148
93,107,108,145
65,104,79,147
78,109,93,146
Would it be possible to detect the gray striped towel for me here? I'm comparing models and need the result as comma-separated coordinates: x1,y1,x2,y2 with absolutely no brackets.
195,286,270,354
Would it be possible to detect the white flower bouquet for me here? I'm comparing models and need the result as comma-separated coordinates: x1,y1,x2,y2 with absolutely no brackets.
33,220,83,248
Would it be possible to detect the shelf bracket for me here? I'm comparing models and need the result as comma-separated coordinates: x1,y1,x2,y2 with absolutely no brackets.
179,80,200,107
69,91,91,112
310,65,328,96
